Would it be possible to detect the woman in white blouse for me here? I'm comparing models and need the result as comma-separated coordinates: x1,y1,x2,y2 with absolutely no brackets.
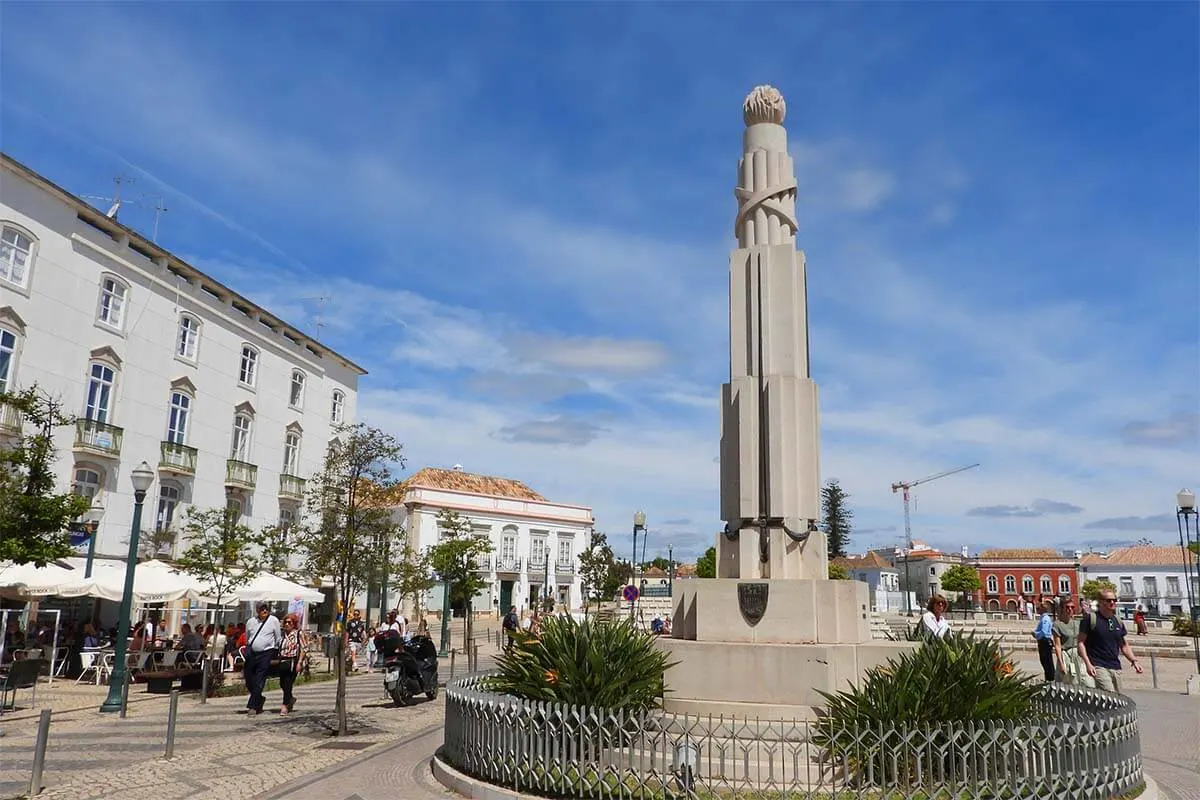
921,594,951,639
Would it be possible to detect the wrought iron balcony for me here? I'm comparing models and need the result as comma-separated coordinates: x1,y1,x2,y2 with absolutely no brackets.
555,560,575,574
1118,590,1136,601
74,418,123,458
528,554,547,569
0,399,22,435
472,555,492,572
279,473,306,500
225,459,258,490
159,441,197,474
1165,588,1183,598
494,556,522,573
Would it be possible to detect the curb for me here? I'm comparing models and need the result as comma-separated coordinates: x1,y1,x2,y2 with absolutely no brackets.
431,755,1164,800
432,754,534,800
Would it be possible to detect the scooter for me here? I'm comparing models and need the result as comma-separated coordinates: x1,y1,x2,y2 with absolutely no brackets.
375,631,439,706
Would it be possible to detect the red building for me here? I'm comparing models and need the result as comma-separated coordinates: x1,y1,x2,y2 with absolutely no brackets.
973,548,1080,612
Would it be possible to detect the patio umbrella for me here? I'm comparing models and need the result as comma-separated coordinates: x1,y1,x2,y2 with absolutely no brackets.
230,571,325,604
0,560,96,600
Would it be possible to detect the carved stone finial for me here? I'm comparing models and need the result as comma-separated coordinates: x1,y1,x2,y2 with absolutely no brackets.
743,85,786,126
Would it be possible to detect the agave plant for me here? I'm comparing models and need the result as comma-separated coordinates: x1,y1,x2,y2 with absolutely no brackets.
814,632,1041,788
483,614,675,711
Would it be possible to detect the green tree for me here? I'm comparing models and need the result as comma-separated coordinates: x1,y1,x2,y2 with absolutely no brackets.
696,546,717,579
820,479,853,559
578,531,632,613
0,388,90,565
641,556,671,572
940,564,982,610
427,509,493,651
388,540,434,623
828,562,850,580
292,423,406,736
1081,578,1116,601
173,505,276,701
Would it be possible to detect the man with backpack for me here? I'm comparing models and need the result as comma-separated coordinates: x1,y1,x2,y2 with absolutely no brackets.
502,605,519,651
1077,588,1143,694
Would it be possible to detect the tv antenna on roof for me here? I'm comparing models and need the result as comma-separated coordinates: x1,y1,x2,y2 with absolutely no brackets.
300,294,332,338
82,174,135,220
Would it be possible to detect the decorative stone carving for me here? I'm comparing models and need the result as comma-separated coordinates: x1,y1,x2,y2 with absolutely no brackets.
743,85,786,127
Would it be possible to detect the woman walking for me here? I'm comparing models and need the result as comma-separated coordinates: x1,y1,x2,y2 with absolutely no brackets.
1052,599,1091,686
278,614,307,715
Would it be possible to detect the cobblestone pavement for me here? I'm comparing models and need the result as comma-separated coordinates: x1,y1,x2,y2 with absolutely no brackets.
0,672,446,800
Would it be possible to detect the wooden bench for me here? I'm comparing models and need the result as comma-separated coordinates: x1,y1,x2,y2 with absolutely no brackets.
134,668,203,694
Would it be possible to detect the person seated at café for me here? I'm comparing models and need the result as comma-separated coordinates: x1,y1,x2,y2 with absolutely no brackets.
82,623,100,649
176,623,205,653
3,620,26,661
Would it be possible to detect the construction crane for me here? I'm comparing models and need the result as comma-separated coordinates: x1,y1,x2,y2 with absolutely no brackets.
891,463,980,549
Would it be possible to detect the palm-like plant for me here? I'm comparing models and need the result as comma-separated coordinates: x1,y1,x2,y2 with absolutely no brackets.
483,615,674,711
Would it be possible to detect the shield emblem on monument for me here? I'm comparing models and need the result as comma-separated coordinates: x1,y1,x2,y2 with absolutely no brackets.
737,582,769,626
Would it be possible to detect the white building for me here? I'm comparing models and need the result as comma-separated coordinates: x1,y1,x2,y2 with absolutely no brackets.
1081,545,1199,618
834,552,904,613
0,153,365,568
395,467,593,617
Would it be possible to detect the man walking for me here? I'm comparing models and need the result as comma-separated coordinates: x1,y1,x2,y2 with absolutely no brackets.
1077,589,1143,694
345,609,366,672
243,603,282,715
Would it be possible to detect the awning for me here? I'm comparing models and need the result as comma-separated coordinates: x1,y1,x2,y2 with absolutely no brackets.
232,572,325,604
63,558,219,604
0,561,96,600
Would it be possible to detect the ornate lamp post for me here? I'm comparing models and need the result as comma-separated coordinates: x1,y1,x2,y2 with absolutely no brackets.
631,511,646,621
99,462,155,713
1176,488,1199,673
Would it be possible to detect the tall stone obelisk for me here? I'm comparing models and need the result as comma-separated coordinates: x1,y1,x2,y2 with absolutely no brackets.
718,85,826,581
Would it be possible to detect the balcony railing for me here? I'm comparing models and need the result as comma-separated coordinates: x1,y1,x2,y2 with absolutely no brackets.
529,554,547,569
472,555,492,572
555,560,575,574
494,556,522,573
1118,590,1136,601
279,473,306,500
159,441,197,474
225,459,258,490
1165,588,1183,598
74,418,123,458
0,399,22,434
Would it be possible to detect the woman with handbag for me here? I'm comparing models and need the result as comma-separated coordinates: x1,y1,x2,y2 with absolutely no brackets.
278,614,307,715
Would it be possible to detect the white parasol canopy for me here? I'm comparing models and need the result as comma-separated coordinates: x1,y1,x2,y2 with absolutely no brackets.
63,557,218,604
231,571,325,604
0,561,96,600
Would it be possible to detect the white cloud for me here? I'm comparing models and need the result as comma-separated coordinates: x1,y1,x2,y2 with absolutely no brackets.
508,334,669,374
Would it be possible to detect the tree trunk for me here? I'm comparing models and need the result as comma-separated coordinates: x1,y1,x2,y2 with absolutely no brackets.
334,632,348,735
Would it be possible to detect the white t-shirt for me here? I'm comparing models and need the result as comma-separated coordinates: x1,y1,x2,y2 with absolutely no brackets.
381,621,402,634
921,611,950,639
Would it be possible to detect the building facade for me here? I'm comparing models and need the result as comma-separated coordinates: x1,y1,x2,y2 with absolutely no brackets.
1081,545,1199,618
0,154,364,568
876,542,965,610
834,552,903,613
395,467,593,617
973,548,1080,611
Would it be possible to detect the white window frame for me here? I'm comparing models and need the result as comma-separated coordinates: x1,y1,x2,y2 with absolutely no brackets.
557,538,572,565
289,370,306,409
156,482,182,533
176,314,201,362
238,345,259,388
1004,574,1016,594
72,465,103,501
1022,575,1034,595
1039,575,1052,595
530,536,547,566
85,362,116,423
96,274,129,331
230,413,253,461
0,326,17,393
282,430,301,475
166,391,191,445
331,390,345,424
0,223,36,292
986,575,998,594
1058,575,1071,595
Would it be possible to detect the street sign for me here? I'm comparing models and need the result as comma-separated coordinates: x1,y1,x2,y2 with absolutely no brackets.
622,585,640,603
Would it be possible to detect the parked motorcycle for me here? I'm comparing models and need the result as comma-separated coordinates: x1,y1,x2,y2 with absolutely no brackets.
374,631,439,706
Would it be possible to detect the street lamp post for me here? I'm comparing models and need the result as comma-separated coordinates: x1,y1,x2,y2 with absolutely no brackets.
438,570,452,657
668,544,674,599
902,548,912,617
99,462,155,713
631,511,646,621
1176,488,1199,674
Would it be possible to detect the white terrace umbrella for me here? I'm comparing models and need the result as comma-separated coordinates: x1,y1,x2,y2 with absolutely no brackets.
231,571,325,605
66,558,216,604
0,560,96,600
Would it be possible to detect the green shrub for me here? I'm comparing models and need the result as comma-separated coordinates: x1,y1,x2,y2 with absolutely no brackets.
814,632,1041,787
1172,616,1198,637
482,615,675,711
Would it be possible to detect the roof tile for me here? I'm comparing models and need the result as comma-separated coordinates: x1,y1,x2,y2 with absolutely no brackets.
400,467,547,502
1080,545,1196,567
978,548,1063,561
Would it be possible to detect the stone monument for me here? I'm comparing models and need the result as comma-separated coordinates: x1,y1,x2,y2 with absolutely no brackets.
659,86,913,719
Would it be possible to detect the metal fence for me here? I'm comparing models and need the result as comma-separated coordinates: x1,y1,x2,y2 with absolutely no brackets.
443,674,1142,800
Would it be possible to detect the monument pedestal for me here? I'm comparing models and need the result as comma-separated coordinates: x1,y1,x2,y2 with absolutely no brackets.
660,579,917,719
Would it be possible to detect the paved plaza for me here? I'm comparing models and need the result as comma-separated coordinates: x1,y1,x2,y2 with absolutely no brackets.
2,653,1196,800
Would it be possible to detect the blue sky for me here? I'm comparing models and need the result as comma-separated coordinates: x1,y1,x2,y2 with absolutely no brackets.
2,3,1197,560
